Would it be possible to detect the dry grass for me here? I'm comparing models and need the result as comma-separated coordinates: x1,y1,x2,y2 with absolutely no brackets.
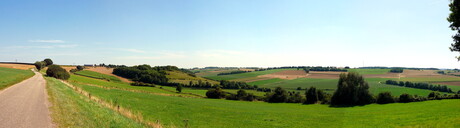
0,63,35,70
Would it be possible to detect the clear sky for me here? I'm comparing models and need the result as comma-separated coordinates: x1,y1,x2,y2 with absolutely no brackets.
1,0,459,68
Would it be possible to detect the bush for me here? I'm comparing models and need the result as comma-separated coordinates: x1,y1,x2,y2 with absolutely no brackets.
131,82,155,87
176,84,183,93
304,87,325,104
46,65,70,80
331,72,374,106
34,61,46,70
76,66,84,70
399,93,415,103
267,87,288,103
428,92,441,99
44,58,53,66
376,92,395,104
206,87,225,99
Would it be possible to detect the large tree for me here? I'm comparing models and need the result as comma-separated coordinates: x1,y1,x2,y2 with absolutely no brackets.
331,72,374,106
448,0,460,59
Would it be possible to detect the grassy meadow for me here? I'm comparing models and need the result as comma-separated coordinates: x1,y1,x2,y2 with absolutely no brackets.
204,68,297,80
45,76,145,127
74,70,122,82
71,78,460,127
0,67,34,90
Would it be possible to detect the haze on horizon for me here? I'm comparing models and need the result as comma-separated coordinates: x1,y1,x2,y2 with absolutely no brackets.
1,0,459,69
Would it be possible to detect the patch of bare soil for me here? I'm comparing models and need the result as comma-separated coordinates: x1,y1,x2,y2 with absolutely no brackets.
85,67,132,83
0,63,35,70
259,70,308,80
400,70,455,78
432,81,460,86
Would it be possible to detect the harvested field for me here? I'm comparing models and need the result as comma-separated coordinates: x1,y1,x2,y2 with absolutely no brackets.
400,70,455,78
61,66,76,72
432,81,460,86
258,70,308,80
85,67,132,83
0,63,35,70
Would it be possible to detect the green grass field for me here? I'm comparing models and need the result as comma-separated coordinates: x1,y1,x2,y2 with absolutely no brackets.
205,68,297,81
74,70,122,82
0,67,34,90
347,69,391,74
45,76,145,127
72,81,460,128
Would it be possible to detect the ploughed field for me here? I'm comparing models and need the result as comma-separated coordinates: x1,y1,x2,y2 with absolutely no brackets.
55,70,460,127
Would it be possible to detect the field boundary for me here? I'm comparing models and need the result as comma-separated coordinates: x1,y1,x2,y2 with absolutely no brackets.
70,79,203,98
58,80,163,128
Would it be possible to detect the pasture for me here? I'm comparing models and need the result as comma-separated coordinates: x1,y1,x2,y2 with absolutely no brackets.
72,80,460,128
0,67,34,90
75,70,122,82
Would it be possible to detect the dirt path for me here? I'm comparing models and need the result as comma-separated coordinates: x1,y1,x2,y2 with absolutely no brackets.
0,70,53,128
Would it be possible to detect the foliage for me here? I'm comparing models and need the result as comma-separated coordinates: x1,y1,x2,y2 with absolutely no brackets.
304,87,326,104
376,92,395,104
43,58,53,66
113,65,169,85
76,66,84,70
331,72,374,106
385,80,453,93
448,0,460,54
176,84,182,93
266,87,288,103
206,87,225,99
398,93,415,103
46,65,70,80
34,61,46,70
217,70,252,75
130,82,155,87
389,68,403,73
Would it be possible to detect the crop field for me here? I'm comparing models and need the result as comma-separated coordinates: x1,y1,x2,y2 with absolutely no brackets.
167,70,219,85
75,70,122,82
204,68,298,81
0,63,35,70
85,67,132,83
347,69,390,74
71,80,460,128
0,67,34,90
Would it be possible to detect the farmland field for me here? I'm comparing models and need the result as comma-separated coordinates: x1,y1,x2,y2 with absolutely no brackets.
0,67,34,90
75,70,122,82
71,79,460,127
45,77,145,127
204,68,298,81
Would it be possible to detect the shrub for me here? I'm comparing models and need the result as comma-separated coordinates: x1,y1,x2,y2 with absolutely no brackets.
376,92,395,104
176,84,183,93
428,92,441,99
34,61,46,70
266,87,288,103
304,87,325,104
399,93,414,103
76,66,84,70
44,58,53,66
46,65,70,80
206,87,225,99
131,82,155,87
331,72,374,106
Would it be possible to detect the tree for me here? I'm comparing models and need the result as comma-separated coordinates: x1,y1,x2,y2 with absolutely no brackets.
76,66,84,70
331,72,374,106
304,87,325,104
43,58,53,66
176,84,183,93
267,87,288,103
206,87,225,99
399,93,414,103
376,92,395,104
448,0,460,58
34,61,45,70
46,65,70,80
236,89,248,100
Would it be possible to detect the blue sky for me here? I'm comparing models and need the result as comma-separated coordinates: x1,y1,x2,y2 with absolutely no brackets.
1,0,459,68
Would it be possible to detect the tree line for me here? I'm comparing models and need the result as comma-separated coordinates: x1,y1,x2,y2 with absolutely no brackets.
217,70,252,75
34,58,70,80
385,80,453,93
389,68,404,73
